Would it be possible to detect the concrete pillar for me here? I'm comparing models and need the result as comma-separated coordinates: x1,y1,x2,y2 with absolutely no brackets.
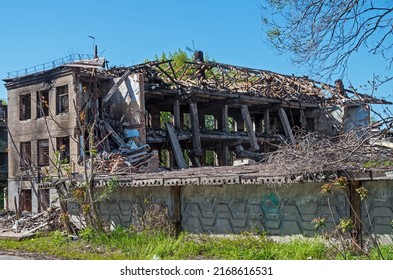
264,109,270,135
189,101,202,156
173,99,181,130
219,105,228,132
218,146,229,166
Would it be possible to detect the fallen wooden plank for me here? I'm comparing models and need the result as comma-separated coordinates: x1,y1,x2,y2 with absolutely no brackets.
102,121,126,147
240,104,260,151
165,122,188,169
278,108,295,143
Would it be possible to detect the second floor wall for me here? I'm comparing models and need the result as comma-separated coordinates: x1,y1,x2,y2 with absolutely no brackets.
7,73,79,179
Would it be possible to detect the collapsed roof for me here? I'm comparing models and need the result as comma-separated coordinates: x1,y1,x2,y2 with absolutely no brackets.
109,58,390,106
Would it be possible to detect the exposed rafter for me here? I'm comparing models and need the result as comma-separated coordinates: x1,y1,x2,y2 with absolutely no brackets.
109,60,391,105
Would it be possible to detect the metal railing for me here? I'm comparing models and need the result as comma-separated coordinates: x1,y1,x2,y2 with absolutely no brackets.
7,54,94,78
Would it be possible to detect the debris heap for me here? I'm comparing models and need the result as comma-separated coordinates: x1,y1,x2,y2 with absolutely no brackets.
0,207,62,234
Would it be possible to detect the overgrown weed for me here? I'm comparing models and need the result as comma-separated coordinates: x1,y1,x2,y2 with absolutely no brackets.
1,228,392,260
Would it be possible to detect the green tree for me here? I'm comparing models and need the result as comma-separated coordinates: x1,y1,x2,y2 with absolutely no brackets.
261,0,393,85
154,49,193,69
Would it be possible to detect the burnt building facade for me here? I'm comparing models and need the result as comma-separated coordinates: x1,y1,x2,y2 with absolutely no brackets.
3,53,383,213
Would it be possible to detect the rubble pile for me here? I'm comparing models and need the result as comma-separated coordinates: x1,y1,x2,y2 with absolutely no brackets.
0,207,62,234
95,143,160,174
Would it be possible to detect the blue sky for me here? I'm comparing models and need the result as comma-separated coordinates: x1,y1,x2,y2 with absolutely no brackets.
1,0,392,105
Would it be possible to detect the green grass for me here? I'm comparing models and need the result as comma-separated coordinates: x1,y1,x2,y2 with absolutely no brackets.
0,228,392,260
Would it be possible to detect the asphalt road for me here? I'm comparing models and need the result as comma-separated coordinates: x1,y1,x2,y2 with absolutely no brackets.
0,255,28,260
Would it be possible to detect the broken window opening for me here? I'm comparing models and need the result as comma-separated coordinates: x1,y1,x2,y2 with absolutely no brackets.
81,82,89,94
160,111,173,129
56,85,69,114
0,152,8,167
251,117,256,132
160,148,171,168
183,149,190,166
57,136,70,164
37,139,50,166
227,117,235,132
37,90,49,118
19,93,31,120
20,141,32,168
0,127,7,142
258,119,264,134
183,113,191,130
204,115,216,131
227,150,236,166
204,150,216,166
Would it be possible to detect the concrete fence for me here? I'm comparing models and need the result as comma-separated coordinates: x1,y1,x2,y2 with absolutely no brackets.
97,180,393,239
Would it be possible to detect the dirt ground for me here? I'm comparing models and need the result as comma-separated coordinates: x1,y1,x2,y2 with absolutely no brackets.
0,249,59,260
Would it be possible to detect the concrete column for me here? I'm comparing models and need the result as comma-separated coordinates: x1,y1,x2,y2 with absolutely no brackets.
173,99,181,130
264,108,270,135
219,105,228,132
189,101,202,156
218,146,229,166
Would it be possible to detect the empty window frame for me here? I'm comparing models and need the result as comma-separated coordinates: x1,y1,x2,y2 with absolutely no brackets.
20,141,31,167
56,85,69,114
0,152,7,167
160,111,173,129
19,94,31,120
56,136,70,163
204,115,216,131
37,90,49,118
37,139,50,166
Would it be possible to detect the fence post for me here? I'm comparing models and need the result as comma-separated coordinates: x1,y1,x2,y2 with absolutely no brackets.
349,180,363,249
171,185,182,236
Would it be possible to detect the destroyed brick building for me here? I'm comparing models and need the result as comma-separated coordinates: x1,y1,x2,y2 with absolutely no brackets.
2,52,393,237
